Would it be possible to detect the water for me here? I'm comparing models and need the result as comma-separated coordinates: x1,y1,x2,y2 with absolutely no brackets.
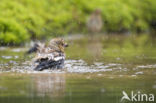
0,35,156,103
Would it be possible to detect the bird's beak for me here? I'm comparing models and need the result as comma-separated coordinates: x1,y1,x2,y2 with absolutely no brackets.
64,43,68,47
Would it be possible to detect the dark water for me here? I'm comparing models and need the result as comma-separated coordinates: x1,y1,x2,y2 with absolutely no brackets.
0,35,156,103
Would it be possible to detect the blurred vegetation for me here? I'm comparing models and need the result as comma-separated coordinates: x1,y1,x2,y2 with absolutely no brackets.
0,0,156,45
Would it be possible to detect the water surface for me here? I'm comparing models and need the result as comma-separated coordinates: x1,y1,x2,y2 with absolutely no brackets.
0,35,156,103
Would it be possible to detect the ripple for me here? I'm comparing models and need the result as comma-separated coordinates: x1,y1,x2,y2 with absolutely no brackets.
1,56,12,59
135,71,144,75
65,60,113,73
12,48,24,52
1,56,19,59
137,65,156,69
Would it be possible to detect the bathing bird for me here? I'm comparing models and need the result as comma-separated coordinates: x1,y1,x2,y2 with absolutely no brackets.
87,9,103,33
29,38,68,71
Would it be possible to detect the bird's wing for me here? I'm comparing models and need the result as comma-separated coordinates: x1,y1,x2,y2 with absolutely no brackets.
54,56,65,61
34,51,65,62
34,53,54,61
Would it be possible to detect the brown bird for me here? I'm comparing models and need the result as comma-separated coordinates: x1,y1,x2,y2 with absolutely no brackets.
27,38,68,71
87,9,103,33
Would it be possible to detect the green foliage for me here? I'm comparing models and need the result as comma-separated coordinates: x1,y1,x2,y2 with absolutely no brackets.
0,0,155,45
0,18,29,45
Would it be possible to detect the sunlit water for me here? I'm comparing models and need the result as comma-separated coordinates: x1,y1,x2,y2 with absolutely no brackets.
0,35,156,103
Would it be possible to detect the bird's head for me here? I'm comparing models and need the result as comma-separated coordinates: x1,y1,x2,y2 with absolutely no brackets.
50,38,68,47
49,38,68,52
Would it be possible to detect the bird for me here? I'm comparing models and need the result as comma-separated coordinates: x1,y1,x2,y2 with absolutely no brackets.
27,38,68,71
87,9,103,33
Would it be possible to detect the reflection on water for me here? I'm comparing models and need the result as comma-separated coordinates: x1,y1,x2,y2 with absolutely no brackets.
33,74,65,97
0,74,66,103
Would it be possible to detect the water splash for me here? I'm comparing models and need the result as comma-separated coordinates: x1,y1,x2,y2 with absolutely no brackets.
0,59,156,74
0,59,122,73
65,60,113,73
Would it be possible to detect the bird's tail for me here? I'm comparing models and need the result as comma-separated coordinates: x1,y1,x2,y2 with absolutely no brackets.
26,43,39,54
